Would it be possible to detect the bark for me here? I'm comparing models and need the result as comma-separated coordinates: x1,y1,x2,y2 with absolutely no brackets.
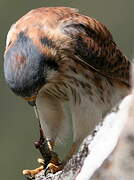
91,93,134,180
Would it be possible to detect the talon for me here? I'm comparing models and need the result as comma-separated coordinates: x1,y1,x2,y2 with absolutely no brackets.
37,158,45,165
23,172,35,180
44,151,63,175
45,163,63,175
23,165,44,178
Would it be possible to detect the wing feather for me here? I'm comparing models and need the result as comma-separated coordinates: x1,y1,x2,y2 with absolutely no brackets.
62,16,130,86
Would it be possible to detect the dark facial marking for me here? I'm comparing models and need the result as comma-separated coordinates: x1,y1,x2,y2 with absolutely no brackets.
40,37,55,48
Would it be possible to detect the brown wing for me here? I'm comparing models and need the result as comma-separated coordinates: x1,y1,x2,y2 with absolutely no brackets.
6,7,130,86
62,13,130,86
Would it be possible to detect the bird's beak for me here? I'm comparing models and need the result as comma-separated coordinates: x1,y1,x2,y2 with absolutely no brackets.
24,96,37,107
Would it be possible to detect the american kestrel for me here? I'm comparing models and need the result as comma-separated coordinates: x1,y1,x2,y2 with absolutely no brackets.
4,7,130,177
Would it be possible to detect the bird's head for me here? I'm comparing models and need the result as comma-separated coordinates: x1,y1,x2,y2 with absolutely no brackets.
4,29,59,106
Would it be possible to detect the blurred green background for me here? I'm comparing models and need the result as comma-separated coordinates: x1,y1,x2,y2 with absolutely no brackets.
0,0,133,179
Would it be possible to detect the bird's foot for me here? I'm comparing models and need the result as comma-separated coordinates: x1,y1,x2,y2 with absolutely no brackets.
22,158,45,179
45,151,63,175
23,166,44,179
45,163,63,175
23,128,62,179
23,152,62,179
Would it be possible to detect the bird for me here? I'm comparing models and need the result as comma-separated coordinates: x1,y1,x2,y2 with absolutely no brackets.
4,7,130,177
